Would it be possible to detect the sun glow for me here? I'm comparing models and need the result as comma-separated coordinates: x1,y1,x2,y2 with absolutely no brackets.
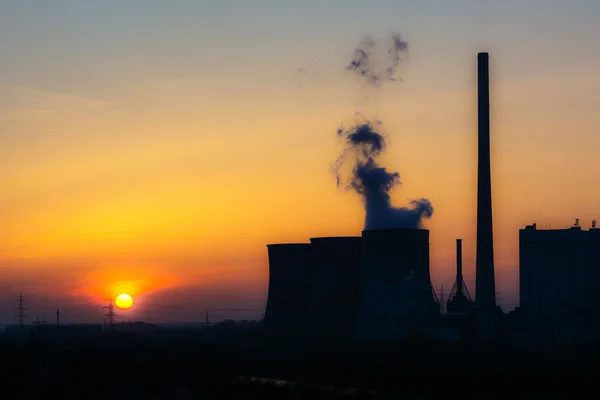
115,293,134,310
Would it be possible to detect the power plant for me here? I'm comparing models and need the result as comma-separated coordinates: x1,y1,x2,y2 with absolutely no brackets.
264,229,439,341
263,52,501,343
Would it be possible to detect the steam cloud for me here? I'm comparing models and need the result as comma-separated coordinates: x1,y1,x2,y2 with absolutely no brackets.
334,34,433,230
346,33,409,86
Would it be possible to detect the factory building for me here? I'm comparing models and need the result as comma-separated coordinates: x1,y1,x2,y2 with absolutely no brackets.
354,229,439,340
513,220,600,346
519,220,600,316
263,243,313,338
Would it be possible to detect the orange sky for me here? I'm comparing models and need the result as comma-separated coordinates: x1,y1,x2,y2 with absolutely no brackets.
1,1,600,323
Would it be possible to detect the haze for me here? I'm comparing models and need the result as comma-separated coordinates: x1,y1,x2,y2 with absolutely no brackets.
1,0,599,324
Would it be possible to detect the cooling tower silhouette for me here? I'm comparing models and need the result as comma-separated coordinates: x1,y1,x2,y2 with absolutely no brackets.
354,229,438,340
263,243,312,338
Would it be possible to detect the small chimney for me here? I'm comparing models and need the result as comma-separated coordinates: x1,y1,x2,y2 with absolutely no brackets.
456,239,464,298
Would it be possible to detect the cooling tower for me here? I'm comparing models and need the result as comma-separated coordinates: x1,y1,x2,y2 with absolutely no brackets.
475,52,497,341
354,229,438,340
263,243,313,337
307,237,362,339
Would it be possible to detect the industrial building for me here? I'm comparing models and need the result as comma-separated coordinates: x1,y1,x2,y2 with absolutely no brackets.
511,220,600,346
354,229,439,340
264,229,439,341
518,221,600,320
263,52,504,344
519,220,599,316
263,238,363,340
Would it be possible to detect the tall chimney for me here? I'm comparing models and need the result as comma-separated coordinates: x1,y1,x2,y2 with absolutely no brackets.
456,239,463,298
475,52,497,340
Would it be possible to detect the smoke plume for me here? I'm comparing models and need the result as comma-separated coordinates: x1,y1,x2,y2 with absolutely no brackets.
334,34,433,230
346,33,409,86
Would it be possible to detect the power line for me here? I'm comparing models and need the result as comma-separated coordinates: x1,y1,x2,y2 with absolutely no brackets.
14,293,28,328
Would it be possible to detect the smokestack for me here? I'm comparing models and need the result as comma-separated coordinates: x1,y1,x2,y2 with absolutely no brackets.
475,52,497,340
456,239,463,298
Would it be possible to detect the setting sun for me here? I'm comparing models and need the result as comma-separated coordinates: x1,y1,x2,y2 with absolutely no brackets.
115,293,134,310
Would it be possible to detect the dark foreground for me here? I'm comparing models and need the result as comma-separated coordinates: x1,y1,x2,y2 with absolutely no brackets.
2,337,600,399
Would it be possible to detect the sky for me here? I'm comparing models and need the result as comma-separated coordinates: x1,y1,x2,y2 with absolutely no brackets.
1,0,599,324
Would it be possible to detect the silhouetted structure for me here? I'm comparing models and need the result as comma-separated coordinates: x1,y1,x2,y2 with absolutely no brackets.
103,300,116,331
33,317,41,332
513,220,600,345
354,229,439,340
263,244,312,338
14,293,28,329
264,230,441,342
475,52,498,341
307,237,362,340
261,52,516,344
447,239,474,313
56,309,60,329
520,222,589,316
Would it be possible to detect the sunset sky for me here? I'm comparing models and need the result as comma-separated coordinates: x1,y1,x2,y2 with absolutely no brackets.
1,0,599,324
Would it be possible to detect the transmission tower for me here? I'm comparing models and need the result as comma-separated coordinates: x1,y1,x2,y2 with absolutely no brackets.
14,293,28,328
102,298,117,331
33,317,41,332
205,309,211,328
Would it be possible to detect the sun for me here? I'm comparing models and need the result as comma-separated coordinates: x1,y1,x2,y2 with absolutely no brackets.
115,293,134,310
